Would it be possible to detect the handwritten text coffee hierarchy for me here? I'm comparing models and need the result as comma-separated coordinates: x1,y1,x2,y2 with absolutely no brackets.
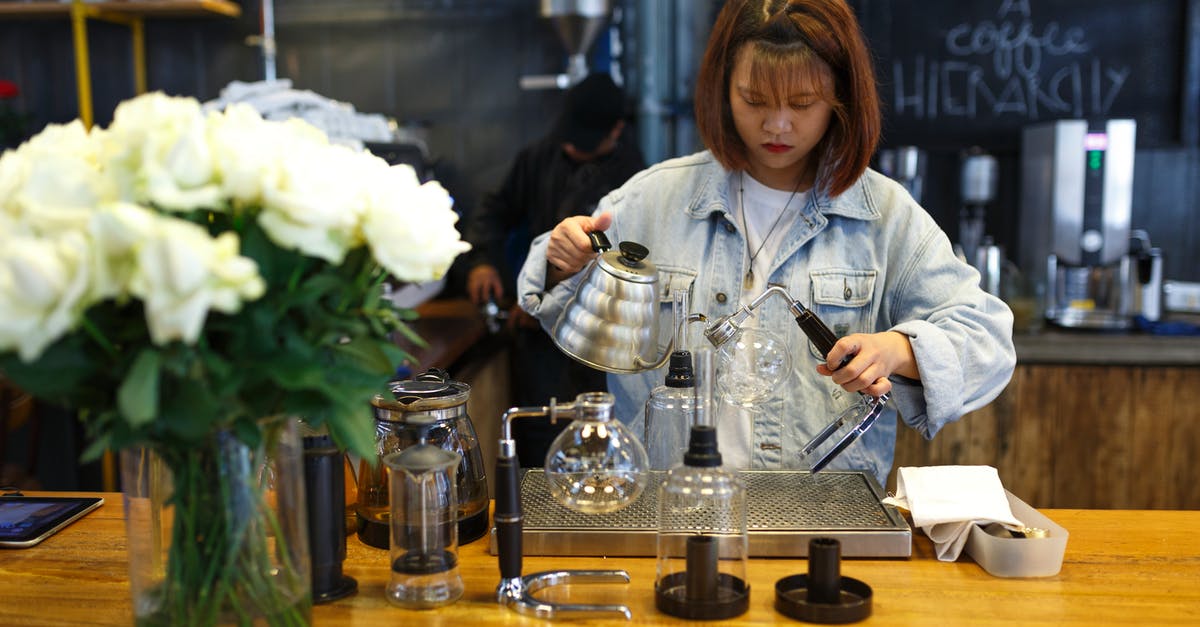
889,0,1129,122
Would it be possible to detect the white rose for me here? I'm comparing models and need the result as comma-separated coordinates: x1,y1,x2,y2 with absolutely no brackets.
0,122,114,235
361,163,470,283
0,231,95,362
87,202,160,300
0,150,28,233
207,104,282,207
100,92,222,212
129,215,265,345
257,139,368,264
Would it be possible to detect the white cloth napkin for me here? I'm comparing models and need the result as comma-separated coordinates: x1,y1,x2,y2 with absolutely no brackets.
882,465,1024,561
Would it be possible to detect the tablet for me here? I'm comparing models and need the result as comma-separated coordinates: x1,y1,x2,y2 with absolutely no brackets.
0,495,104,548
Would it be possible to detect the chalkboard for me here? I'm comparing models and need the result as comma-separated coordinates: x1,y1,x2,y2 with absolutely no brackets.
857,0,1190,150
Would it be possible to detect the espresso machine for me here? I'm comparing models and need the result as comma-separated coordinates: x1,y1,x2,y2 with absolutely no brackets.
1019,119,1161,330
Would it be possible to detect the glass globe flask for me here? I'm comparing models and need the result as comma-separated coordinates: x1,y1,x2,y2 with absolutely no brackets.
544,392,648,514
715,324,791,405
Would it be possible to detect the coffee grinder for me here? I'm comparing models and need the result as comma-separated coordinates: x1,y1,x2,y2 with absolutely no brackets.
1019,119,1160,330
958,147,1004,296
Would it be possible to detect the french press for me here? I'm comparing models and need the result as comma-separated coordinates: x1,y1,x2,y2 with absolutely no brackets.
357,368,489,549
384,413,464,609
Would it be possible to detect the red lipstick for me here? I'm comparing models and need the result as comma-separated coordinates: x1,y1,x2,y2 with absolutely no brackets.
763,143,791,153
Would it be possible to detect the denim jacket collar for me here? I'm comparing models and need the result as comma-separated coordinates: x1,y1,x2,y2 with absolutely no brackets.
682,158,882,222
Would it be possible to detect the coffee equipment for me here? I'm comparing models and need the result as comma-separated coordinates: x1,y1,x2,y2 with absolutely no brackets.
703,285,889,474
959,148,1003,295
552,232,676,373
877,146,927,204
520,0,612,90
302,427,357,603
357,369,489,550
495,392,642,619
1019,119,1161,329
384,414,464,609
655,351,750,620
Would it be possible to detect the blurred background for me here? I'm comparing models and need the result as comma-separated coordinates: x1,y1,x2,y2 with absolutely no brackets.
2,0,1198,493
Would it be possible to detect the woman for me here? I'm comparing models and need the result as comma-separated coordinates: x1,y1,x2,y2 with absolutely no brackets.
516,0,1015,485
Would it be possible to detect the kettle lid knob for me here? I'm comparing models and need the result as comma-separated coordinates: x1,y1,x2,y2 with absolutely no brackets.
618,241,649,266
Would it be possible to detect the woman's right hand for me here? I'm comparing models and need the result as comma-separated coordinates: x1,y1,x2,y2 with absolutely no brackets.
546,212,613,277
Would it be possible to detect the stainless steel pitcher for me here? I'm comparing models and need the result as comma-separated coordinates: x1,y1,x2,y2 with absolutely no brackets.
552,231,672,374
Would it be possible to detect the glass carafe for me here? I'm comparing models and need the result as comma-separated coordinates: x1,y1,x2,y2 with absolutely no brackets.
384,425,464,609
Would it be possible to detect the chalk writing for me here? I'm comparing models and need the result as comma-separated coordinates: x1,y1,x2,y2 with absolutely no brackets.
890,0,1130,121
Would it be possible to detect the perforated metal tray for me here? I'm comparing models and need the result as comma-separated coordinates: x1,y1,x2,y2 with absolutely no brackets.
490,470,911,558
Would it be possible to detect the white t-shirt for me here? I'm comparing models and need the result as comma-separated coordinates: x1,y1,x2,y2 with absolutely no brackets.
719,172,808,469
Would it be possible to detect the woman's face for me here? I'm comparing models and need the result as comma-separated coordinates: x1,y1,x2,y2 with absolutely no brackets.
728,45,835,191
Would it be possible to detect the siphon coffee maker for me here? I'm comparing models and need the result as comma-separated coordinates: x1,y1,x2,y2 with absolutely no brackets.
358,368,489,549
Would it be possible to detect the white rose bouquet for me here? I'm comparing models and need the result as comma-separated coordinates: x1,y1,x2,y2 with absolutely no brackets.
0,92,469,625
0,92,467,454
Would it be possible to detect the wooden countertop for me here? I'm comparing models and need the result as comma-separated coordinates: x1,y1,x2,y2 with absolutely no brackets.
1015,329,1200,366
2,492,1198,625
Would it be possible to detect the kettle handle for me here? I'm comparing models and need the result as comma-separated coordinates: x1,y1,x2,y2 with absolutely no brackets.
587,231,612,253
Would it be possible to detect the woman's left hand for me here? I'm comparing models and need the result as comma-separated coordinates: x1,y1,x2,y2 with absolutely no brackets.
816,331,918,397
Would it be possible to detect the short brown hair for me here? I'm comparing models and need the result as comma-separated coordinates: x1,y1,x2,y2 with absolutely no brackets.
695,0,880,196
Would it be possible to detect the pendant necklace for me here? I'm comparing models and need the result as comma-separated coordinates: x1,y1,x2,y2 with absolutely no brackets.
738,171,804,290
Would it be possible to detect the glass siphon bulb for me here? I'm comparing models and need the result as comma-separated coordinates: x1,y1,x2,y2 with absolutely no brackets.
543,393,648,514
716,324,792,405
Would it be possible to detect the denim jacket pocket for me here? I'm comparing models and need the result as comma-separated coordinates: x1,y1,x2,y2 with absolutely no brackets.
655,265,698,355
806,269,878,361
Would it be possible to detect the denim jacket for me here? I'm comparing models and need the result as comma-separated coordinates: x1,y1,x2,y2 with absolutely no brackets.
517,151,1015,484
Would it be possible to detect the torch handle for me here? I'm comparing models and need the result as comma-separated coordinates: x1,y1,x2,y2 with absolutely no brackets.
794,309,852,370
494,454,523,580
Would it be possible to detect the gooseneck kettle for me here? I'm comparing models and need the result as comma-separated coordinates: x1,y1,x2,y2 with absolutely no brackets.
552,231,673,374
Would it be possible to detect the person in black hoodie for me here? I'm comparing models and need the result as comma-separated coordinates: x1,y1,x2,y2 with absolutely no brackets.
462,72,645,467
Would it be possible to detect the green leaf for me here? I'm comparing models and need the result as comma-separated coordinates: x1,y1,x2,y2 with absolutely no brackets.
380,343,414,369
391,320,427,348
79,431,113,463
332,337,394,375
118,350,162,427
0,334,101,407
158,379,222,443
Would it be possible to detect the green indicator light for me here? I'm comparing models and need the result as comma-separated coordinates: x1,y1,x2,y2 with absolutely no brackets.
1087,150,1103,171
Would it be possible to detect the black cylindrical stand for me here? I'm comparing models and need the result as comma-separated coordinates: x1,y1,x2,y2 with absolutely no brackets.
807,537,842,604
303,433,357,603
774,537,872,624
685,535,719,600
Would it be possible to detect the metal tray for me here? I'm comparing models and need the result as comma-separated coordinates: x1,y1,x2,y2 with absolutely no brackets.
490,470,910,558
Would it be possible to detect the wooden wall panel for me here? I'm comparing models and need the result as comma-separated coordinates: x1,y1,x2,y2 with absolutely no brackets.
1053,367,1136,508
1130,368,1200,509
888,364,1200,510
1004,365,1058,508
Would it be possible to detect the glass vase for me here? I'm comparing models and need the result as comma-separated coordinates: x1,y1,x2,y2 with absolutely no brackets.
120,419,312,627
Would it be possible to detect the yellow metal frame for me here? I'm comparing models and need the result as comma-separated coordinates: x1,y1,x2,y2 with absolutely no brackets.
70,0,147,129
69,0,145,486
